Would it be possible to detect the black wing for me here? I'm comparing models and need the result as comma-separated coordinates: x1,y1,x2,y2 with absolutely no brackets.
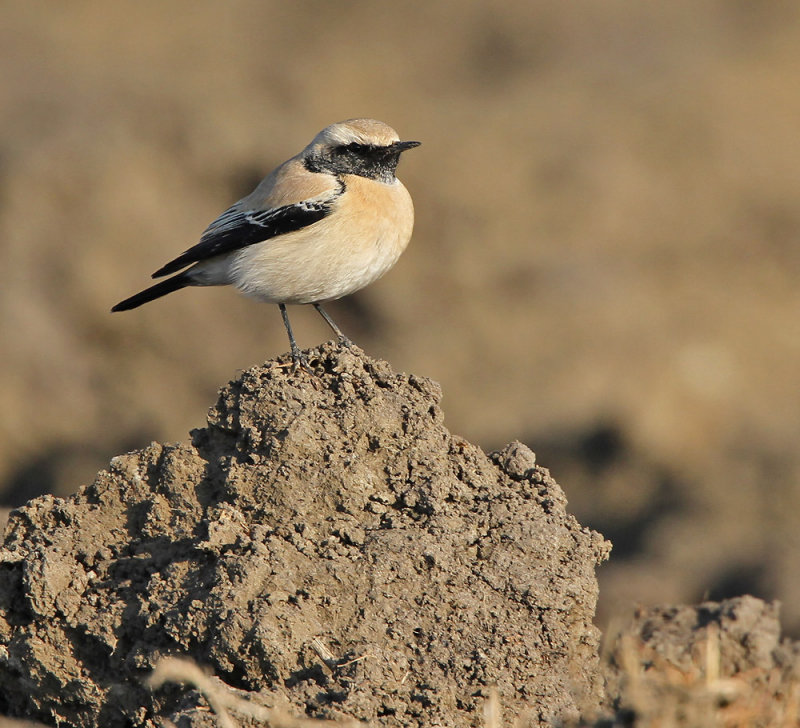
152,197,337,278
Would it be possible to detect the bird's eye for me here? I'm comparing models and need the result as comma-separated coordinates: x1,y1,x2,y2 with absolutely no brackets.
337,143,373,155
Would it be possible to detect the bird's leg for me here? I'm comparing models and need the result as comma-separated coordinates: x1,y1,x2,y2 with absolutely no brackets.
313,303,354,348
279,304,312,372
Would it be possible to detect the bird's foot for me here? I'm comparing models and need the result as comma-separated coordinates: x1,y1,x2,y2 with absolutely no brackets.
290,348,315,375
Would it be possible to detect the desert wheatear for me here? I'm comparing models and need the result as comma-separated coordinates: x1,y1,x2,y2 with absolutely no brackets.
112,118,419,369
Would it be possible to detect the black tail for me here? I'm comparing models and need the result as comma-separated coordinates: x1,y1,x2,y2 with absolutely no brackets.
111,273,191,312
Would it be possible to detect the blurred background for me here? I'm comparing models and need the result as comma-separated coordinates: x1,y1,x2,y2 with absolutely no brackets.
1,1,799,634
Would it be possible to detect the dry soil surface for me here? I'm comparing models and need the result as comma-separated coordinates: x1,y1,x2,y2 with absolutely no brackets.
0,345,610,727
1,347,798,728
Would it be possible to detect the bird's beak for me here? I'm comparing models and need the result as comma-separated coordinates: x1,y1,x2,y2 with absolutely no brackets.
392,140,421,153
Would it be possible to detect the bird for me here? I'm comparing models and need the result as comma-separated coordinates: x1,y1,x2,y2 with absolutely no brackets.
112,118,420,370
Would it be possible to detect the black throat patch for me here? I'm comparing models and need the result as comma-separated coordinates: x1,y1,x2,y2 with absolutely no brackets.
304,143,401,183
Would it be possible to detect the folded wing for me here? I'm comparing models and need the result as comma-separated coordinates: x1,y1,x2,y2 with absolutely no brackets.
152,195,340,278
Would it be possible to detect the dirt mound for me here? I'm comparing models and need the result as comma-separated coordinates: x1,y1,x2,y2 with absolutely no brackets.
595,596,800,727
0,344,610,727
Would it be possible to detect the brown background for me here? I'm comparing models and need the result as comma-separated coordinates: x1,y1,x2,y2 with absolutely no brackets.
1,1,799,634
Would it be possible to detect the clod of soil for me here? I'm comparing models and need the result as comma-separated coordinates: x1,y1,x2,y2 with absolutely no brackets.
0,344,610,727
595,596,800,727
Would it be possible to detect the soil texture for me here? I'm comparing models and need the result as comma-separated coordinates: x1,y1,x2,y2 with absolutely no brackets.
0,345,610,727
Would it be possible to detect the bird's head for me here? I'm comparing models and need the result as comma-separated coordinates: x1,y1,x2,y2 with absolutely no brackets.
303,119,420,183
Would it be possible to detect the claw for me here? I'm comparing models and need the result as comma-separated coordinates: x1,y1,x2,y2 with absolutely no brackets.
290,349,315,375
